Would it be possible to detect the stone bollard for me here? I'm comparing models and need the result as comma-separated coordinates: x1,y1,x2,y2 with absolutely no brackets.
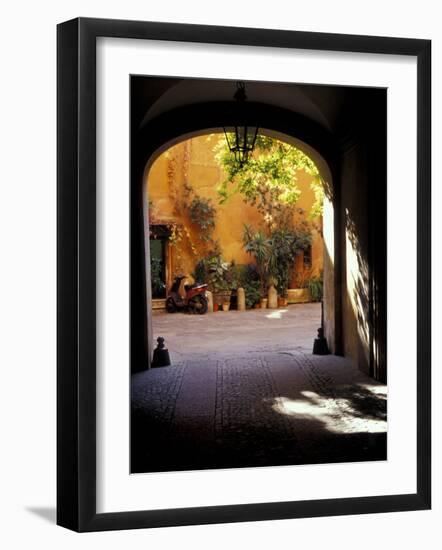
237,287,246,311
206,290,214,313
152,336,171,367
268,283,278,309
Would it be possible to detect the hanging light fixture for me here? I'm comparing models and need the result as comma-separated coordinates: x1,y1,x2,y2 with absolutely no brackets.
223,82,259,167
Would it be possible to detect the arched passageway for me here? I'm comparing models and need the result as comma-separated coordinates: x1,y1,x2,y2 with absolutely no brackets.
130,76,387,474
130,78,386,384
144,129,336,360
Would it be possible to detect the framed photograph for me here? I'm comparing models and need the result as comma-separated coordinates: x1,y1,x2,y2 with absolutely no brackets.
57,17,431,531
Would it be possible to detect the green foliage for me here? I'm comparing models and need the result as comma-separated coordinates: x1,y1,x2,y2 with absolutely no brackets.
310,176,326,219
150,256,165,296
206,255,230,292
171,179,217,253
242,224,271,295
224,260,240,290
187,135,324,303
243,263,260,284
242,223,312,297
193,250,231,293
243,279,262,309
193,257,208,284
215,135,324,223
188,195,217,242
195,256,262,308
268,227,312,297
307,274,323,302
229,263,261,308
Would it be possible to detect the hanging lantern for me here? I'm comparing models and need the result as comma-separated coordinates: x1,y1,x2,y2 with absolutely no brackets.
223,82,259,167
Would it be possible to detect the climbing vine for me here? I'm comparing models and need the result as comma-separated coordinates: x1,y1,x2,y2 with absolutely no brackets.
165,143,218,275
187,195,217,242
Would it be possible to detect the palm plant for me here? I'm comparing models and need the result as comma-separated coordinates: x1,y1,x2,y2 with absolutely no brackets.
242,224,271,296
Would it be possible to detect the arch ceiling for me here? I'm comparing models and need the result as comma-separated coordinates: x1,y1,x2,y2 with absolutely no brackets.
132,77,357,135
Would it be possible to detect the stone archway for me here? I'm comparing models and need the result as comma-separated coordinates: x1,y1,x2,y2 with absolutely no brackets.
142,128,337,368
131,103,342,372
131,94,386,384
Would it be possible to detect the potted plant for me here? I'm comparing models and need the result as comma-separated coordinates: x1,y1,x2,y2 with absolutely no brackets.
246,279,262,309
269,227,312,306
234,264,261,309
218,279,232,311
213,276,232,311
204,253,232,309
242,225,271,304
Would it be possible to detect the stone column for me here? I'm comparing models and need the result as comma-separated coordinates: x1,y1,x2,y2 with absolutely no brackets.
237,287,246,311
268,283,278,309
206,290,214,313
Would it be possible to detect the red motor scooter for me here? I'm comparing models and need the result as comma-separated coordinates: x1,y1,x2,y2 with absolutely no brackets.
165,275,208,314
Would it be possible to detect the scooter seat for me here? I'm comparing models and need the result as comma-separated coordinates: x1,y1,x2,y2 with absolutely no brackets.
185,282,205,291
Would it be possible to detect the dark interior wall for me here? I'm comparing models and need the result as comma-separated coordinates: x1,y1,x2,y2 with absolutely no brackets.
338,88,387,380
367,91,387,383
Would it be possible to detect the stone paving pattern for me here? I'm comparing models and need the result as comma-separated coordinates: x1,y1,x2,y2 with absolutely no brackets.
131,305,387,473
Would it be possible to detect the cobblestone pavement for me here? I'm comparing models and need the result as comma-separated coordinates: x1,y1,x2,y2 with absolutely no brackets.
131,305,387,473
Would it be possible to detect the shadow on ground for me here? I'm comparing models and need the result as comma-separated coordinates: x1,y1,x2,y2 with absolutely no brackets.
131,349,387,473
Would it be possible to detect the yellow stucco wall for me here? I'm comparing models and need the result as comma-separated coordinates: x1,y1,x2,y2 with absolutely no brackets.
146,134,323,287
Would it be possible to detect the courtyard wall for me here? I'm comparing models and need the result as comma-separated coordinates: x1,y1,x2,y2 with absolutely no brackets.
147,134,324,289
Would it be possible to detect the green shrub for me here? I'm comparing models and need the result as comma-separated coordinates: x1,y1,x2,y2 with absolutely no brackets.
268,227,312,297
150,256,165,296
188,195,216,242
243,279,262,308
193,258,208,284
193,252,230,292
233,263,261,308
307,274,323,302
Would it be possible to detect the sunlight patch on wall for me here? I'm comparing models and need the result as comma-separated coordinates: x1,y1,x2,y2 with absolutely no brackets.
345,209,370,365
322,194,335,351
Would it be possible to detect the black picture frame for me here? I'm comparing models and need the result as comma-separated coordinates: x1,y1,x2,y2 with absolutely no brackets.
57,17,431,532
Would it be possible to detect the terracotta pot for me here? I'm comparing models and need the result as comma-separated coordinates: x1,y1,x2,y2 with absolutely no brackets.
260,298,268,309
287,288,310,304
277,296,285,307
222,302,230,312
213,303,219,312
213,291,231,306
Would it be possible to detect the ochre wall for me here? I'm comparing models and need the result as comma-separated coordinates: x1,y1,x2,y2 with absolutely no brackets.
146,134,323,287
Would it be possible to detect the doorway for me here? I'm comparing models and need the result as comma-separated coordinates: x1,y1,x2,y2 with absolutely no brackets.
149,225,170,299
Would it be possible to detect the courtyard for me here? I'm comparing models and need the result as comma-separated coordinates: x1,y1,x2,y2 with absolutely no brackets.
131,304,387,473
